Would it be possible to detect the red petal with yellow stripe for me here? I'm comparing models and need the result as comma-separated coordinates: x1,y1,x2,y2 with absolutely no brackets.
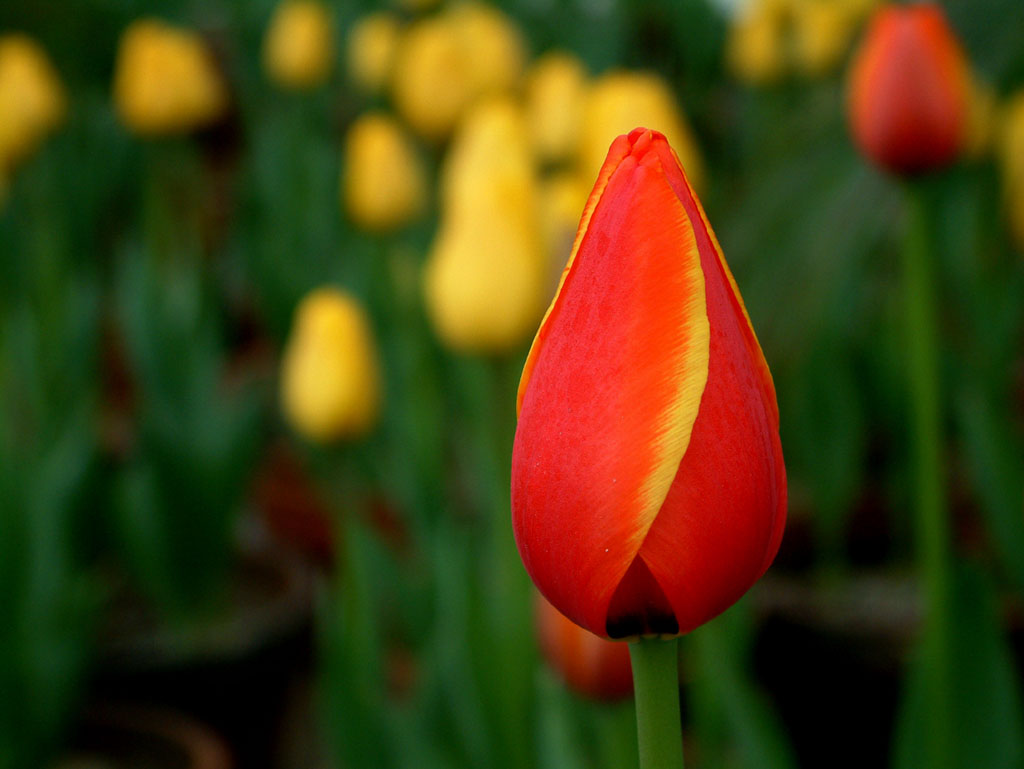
511,128,785,639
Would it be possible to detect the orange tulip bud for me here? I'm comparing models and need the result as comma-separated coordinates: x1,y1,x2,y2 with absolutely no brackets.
536,593,633,701
512,128,786,640
846,3,969,176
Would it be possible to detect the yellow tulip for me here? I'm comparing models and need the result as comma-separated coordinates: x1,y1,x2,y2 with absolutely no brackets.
342,111,426,231
579,71,704,191
964,73,997,160
999,92,1024,250
113,19,228,136
791,0,856,78
263,0,334,89
346,12,401,94
281,288,381,442
425,99,546,353
537,171,588,294
726,0,787,85
0,35,65,170
391,2,525,142
525,52,587,164
448,2,526,101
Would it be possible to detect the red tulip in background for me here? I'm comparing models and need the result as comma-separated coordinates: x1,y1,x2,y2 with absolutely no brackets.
847,3,968,176
536,593,634,701
512,127,786,641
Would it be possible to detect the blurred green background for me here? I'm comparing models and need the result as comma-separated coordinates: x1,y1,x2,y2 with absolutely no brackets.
2,0,1024,767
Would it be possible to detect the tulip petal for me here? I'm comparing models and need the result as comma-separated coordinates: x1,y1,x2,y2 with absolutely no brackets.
512,129,711,636
634,141,786,634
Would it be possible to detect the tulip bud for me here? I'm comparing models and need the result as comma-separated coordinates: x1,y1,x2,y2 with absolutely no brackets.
725,0,787,85
791,0,857,78
999,92,1024,251
391,2,524,142
580,71,704,193
424,99,546,353
263,0,334,89
964,72,996,160
0,34,65,170
512,128,786,639
113,19,228,136
846,3,969,176
281,288,381,442
346,12,401,94
525,52,588,164
536,593,633,701
538,171,589,292
342,112,426,231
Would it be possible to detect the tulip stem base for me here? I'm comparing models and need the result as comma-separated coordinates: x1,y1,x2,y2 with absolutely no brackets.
629,638,684,769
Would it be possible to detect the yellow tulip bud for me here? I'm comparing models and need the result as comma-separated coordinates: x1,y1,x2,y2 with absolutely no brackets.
113,19,228,136
342,111,426,231
579,71,704,191
448,2,526,101
425,99,546,353
726,1,787,85
537,171,588,293
0,35,65,170
999,92,1024,251
281,288,381,442
346,12,401,94
964,73,997,160
391,3,525,142
525,52,588,164
791,0,856,78
263,0,334,89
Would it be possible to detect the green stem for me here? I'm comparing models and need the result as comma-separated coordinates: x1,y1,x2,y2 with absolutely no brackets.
902,181,952,769
629,638,684,769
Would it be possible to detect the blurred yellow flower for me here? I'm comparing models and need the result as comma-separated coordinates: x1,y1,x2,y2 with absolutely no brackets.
113,19,228,136
346,12,401,94
391,2,525,142
281,288,381,442
999,92,1024,250
964,73,997,160
791,0,857,78
0,34,65,170
537,171,588,293
263,0,334,89
579,71,704,191
726,0,787,85
525,52,588,164
343,111,426,231
425,99,546,353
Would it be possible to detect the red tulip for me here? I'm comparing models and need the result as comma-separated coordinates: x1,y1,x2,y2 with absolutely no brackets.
512,127,786,640
536,593,634,701
847,3,968,176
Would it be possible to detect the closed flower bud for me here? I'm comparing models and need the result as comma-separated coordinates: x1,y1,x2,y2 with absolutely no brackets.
424,99,546,353
791,0,857,78
113,19,228,136
536,593,633,701
0,34,65,169
538,171,589,292
580,71,704,193
281,288,381,442
846,3,969,176
342,112,426,231
964,73,996,160
999,92,1024,250
346,12,401,94
512,128,786,639
391,3,524,142
525,52,588,164
263,0,334,89
726,0,787,85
